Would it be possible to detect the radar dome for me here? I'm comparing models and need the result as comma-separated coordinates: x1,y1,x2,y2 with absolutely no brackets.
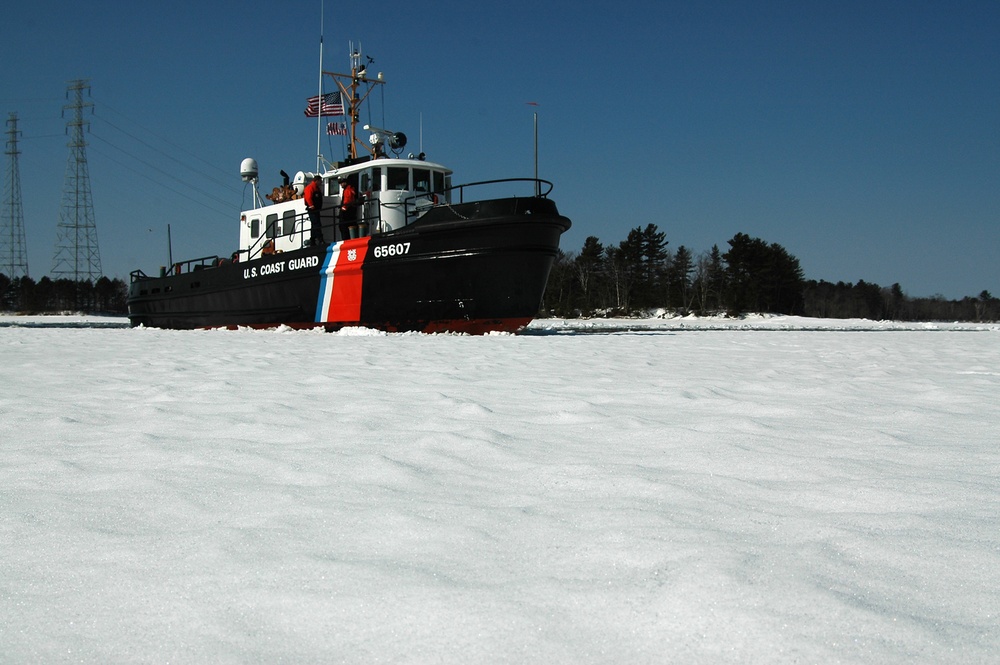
240,158,259,182
292,171,310,195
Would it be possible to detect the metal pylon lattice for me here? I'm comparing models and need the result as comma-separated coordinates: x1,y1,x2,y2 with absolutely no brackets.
1,112,29,279
51,79,102,283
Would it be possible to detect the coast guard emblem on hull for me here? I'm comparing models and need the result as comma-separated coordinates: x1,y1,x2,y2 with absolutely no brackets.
348,249,358,261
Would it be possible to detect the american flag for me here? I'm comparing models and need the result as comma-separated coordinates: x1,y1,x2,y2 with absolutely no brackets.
327,122,348,136
304,91,345,117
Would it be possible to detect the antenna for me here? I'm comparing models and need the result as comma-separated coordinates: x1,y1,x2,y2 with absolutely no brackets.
52,79,102,297
534,110,539,196
1,112,30,279
324,42,385,161
315,0,325,172
526,103,540,196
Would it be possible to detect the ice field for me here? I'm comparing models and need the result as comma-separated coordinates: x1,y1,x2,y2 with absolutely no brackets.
2,315,998,663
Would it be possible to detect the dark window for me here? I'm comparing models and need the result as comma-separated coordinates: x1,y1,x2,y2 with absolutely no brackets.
414,168,430,192
388,167,409,190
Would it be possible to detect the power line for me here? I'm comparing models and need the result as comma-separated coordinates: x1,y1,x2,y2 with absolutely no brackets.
82,95,244,220
88,132,237,215
90,97,238,187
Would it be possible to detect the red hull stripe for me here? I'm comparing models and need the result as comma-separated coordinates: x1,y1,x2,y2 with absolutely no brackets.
315,238,371,323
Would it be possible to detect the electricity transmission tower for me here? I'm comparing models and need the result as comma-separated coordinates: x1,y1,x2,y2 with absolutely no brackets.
52,79,102,285
1,112,29,279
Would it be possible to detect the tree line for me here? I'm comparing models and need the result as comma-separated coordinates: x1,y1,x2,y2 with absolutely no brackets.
0,274,128,314
542,224,999,322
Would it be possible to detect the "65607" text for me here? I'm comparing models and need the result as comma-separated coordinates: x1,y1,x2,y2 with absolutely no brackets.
372,242,411,259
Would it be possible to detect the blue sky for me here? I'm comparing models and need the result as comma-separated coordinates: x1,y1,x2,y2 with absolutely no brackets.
1,0,997,299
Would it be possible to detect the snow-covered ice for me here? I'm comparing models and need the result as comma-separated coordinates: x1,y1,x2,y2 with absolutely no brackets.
2,315,998,663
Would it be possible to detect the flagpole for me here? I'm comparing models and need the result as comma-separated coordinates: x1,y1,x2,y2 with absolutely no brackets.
316,0,325,172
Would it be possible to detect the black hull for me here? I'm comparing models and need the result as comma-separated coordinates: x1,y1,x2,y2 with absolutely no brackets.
127,197,570,334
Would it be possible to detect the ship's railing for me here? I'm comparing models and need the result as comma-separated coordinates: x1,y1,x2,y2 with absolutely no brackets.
132,202,394,280
243,213,308,261
448,178,554,203
241,205,386,260
171,255,224,274
130,256,222,281
356,203,386,235
399,178,554,225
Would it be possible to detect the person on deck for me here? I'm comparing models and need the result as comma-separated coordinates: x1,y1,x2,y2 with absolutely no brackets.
303,175,325,246
339,177,360,239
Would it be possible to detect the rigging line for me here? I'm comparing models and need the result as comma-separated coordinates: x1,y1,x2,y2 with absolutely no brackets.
90,114,239,193
88,134,236,214
90,96,233,179
325,131,347,165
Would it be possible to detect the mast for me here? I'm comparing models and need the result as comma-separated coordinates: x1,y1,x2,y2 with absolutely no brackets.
314,2,325,172
324,45,384,162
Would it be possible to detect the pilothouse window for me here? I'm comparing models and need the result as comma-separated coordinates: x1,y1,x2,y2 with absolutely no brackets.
282,209,296,235
361,168,382,192
387,167,408,190
250,218,261,238
414,169,430,193
265,214,279,239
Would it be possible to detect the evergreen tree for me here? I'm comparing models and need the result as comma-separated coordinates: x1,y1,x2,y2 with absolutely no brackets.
885,283,906,320
94,276,129,314
18,276,40,312
0,272,10,310
639,224,669,306
667,245,693,313
722,233,804,314
574,236,605,313
612,224,668,311
974,290,998,322
854,280,884,320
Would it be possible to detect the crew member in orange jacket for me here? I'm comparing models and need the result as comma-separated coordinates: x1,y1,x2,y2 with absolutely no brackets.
303,175,324,246
339,177,360,239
